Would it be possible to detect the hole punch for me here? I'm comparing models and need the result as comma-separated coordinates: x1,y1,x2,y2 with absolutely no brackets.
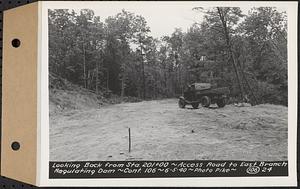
11,142,20,151
11,39,21,48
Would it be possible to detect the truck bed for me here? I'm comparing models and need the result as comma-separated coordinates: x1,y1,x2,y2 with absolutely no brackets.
195,87,230,95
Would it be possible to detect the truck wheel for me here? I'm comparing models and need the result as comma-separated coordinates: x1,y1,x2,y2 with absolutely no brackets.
201,96,211,107
192,103,199,109
217,98,226,108
178,99,186,108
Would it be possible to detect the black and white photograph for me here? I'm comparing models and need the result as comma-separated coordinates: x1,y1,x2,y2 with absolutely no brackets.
47,1,292,177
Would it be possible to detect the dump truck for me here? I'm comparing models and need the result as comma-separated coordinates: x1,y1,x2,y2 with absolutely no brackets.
178,83,230,108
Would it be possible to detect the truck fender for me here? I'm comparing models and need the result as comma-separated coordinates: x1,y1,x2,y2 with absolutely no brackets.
179,96,185,101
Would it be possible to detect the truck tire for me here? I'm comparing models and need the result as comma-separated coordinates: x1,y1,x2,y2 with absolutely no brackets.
178,98,186,108
192,103,199,109
217,97,226,108
201,96,211,107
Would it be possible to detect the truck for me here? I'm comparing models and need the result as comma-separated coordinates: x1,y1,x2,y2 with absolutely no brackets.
178,83,230,109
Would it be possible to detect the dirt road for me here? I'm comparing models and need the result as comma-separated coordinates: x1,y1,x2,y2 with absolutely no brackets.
50,99,288,161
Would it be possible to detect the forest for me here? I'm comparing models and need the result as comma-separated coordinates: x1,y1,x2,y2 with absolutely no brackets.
48,7,288,106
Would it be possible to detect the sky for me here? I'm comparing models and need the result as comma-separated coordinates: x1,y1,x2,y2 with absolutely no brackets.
92,3,203,38
65,1,288,39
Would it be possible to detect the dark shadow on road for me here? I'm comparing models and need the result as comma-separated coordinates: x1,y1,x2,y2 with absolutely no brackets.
208,107,219,109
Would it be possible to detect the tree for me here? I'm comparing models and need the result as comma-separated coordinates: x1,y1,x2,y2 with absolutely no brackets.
132,15,151,99
162,28,186,94
48,7,288,106
49,9,77,78
193,7,248,100
239,7,287,105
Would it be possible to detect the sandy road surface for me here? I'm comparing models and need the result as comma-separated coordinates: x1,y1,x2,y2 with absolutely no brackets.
50,99,287,161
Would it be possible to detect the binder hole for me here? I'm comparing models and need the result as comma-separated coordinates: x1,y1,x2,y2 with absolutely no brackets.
11,142,20,151
11,39,21,48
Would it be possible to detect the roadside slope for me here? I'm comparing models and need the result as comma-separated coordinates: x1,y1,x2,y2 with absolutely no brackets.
49,73,141,114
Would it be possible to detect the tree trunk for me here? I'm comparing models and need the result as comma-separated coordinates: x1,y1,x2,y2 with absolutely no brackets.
121,42,126,99
241,70,259,105
106,69,109,91
83,43,87,89
217,7,245,100
121,77,125,98
95,58,100,94
236,57,259,105
141,45,146,99
120,60,125,98
231,53,245,99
